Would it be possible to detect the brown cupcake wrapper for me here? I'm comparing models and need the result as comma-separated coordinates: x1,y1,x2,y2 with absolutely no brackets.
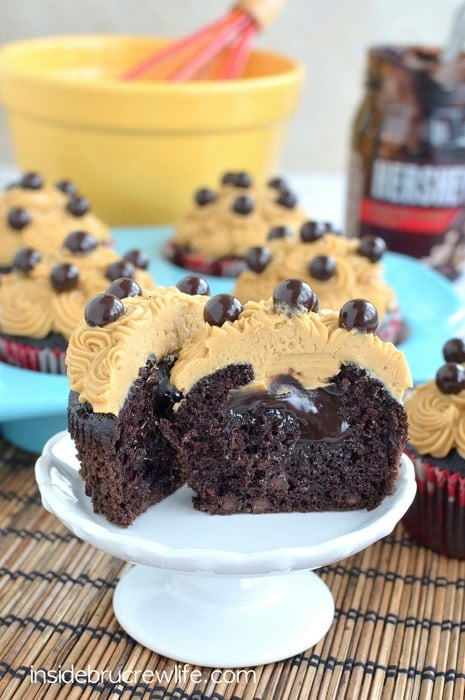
402,448,465,558
0,336,66,374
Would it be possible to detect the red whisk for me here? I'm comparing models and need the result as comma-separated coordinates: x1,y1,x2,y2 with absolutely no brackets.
121,0,285,82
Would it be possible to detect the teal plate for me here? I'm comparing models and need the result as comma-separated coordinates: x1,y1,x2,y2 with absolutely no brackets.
1,226,464,453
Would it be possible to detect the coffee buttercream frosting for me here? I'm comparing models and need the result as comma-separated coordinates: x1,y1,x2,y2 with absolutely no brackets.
67,286,209,415
405,382,465,459
0,243,153,342
0,174,111,268
233,233,396,322
173,174,308,259
170,297,412,400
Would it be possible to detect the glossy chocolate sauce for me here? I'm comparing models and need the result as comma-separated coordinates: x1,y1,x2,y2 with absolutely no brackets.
225,374,350,444
153,354,182,415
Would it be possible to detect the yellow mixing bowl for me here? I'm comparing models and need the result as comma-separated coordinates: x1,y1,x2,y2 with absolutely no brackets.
0,35,304,225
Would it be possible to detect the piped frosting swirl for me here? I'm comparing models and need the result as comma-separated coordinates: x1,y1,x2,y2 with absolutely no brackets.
0,243,154,341
405,382,465,458
406,341,465,459
0,174,111,267
233,232,397,322
173,173,308,259
67,279,412,420
171,295,412,400
67,285,209,415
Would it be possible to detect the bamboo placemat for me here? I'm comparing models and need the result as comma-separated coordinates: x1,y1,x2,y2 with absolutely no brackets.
0,436,464,700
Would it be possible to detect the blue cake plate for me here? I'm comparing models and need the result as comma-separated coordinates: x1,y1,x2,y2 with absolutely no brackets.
1,226,464,453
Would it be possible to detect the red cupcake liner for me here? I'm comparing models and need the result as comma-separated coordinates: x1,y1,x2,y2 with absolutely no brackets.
402,448,465,558
375,305,404,345
0,336,66,374
163,240,247,278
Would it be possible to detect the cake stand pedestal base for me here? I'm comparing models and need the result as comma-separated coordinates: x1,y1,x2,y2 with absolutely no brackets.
113,565,335,668
36,433,416,668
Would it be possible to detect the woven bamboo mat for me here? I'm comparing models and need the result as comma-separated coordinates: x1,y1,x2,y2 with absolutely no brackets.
0,436,464,700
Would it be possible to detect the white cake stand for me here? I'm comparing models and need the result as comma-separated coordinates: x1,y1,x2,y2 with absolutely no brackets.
35,431,416,668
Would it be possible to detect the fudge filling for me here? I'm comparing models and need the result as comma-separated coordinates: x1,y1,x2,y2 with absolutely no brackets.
225,374,350,445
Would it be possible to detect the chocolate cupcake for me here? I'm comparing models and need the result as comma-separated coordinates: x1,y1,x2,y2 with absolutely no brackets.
164,171,309,277
0,234,154,373
403,338,465,557
0,172,111,271
233,224,403,344
66,277,411,525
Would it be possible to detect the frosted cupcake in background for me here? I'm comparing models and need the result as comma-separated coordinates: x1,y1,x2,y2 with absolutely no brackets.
233,221,403,344
0,231,154,374
164,171,309,277
403,338,465,558
0,171,111,271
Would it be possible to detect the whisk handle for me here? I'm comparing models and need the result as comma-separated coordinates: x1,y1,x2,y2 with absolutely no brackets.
235,0,286,29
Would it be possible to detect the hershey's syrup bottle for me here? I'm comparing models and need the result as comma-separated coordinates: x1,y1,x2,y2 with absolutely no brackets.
345,45,465,279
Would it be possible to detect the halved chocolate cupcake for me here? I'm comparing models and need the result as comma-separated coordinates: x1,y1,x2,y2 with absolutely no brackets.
66,278,210,527
167,280,412,515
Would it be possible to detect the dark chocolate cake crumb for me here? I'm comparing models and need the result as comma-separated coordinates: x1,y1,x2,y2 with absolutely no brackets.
68,355,184,527
165,363,408,515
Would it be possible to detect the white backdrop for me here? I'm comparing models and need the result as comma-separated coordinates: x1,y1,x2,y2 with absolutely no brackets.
0,0,461,174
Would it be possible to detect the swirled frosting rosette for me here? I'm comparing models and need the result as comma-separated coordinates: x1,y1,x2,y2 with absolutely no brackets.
233,228,401,342
0,232,154,374
0,171,111,269
164,171,309,277
403,337,465,558
406,383,465,459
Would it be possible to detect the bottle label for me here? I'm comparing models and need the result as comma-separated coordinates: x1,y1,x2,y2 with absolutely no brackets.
346,153,465,276
371,159,465,207
360,158,465,234
360,199,458,235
